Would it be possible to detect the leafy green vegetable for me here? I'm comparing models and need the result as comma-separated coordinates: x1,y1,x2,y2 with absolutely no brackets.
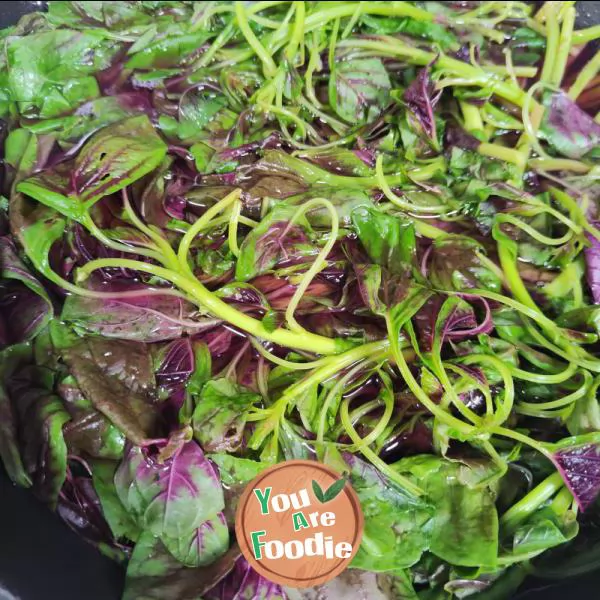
191,378,260,452
396,456,500,568
0,343,33,487
329,58,391,125
114,439,225,538
351,206,416,274
2,3,600,597
18,116,167,221
7,29,117,117
52,325,159,445
92,459,142,542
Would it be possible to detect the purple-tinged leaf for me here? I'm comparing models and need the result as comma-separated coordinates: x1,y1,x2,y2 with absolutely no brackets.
123,532,241,600
57,93,155,144
162,512,229,567
115,438,225,538
298,147,374,177
404,66,442,142
205,555,287,600
329,58,391,125
585,226,600,304
235,204,318,281
0,343,33,488
156,338,196,398
17,116,168,222
61,288,212,342
192,378,260,453
540,92,600,159
58,375,125,460
551,436,600,511
415,295,492,351
426,235,502,293
52,324,159,445
0,236,53,345
215,282,271,317
58,470,128,562
444,121,480,151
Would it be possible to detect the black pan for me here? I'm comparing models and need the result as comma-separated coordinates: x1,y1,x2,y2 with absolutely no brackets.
1,2,600,598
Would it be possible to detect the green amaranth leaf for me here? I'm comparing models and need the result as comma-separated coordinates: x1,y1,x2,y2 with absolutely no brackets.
91,459,142,542
361,14,457,49
18,116,168,222
126,29,210,70
114,439,225,538
191,378,260,453
123,531,240,600
161,513,229,567
395,455,499,568
14,203,67,287
0,343,33,488
7,29,117,118
351,206,416,275
178,88,228,141
345,453,433,572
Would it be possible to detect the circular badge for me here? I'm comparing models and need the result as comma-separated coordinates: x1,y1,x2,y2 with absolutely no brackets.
235,459,363,588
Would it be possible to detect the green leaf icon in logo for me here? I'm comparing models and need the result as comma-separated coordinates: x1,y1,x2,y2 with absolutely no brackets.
312,476,347,503
312,480,325,502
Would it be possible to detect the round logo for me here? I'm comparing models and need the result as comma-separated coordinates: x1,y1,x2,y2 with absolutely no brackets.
235,459,363,588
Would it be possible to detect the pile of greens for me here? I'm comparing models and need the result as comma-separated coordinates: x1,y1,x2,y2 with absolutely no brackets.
5,1,600,598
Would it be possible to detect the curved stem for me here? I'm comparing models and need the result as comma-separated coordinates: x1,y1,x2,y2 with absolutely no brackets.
227,198,242,257
387,315,476,436
121,190,180,271
81,213,166,264
249,338,333,370
234,1,277,77
497,213,573,246
491,426,554,460
516,370,591,412
76,257,346,355
285,198,339,332
340,397,423,497
508,361,577,384
177,189,241,275
500,472,564,535
458,354,515,427
375,155,446,214
316,361,368,443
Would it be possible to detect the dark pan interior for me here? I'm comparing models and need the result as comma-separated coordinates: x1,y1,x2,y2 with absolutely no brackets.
1,1,600,598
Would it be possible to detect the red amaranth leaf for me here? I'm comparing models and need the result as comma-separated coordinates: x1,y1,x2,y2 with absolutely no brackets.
552,439,600,511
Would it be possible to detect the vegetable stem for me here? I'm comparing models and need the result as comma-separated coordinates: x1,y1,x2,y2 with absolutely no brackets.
550,6,575,86
500,472,564,535
234,1,277,77
76,256,346,354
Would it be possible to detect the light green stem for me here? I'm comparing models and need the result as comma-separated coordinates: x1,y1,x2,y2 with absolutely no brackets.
76,257,346,354
500,472,564,535
550,6,575,86
235,1,277,77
